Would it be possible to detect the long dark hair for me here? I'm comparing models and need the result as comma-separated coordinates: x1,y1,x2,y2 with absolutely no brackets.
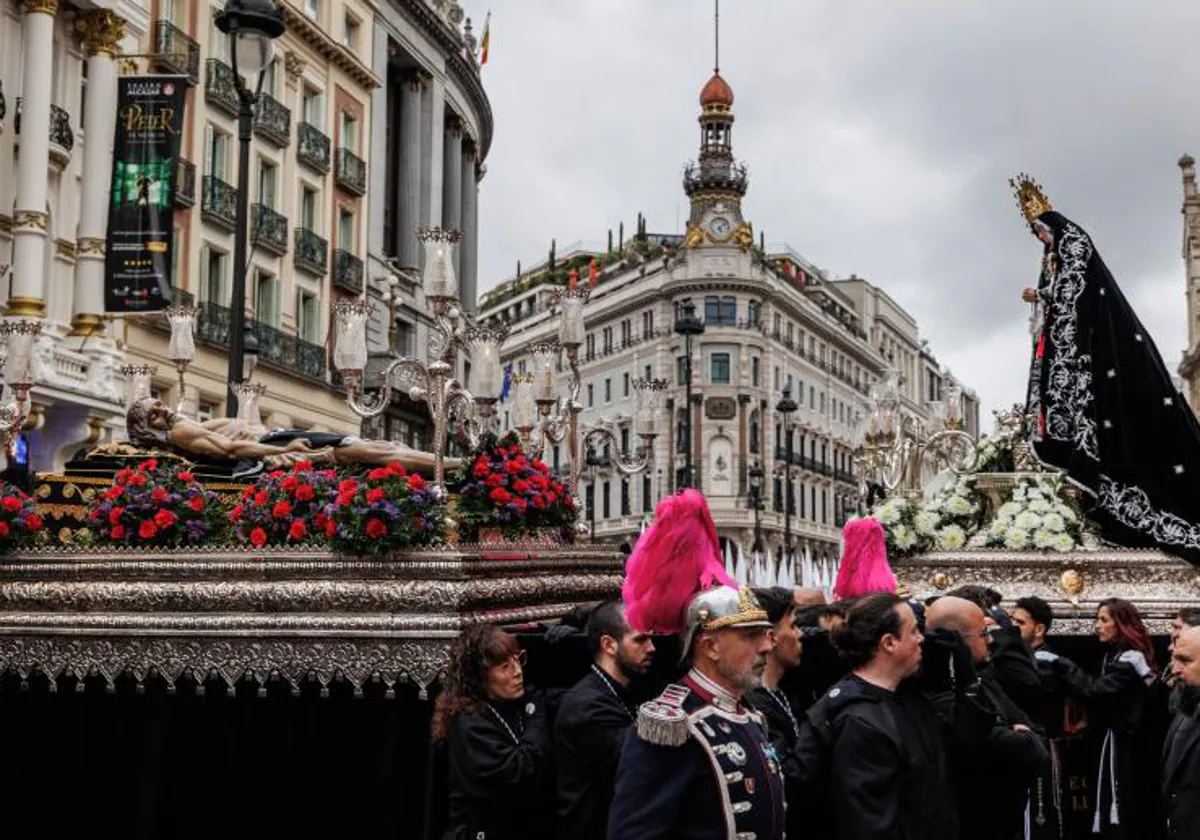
431,624,520,741
1098,597,1158,674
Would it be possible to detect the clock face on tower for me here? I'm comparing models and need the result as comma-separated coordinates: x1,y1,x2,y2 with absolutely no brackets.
708,216,731,237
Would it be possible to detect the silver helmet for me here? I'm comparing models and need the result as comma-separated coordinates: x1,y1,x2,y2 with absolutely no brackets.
680,584,771,659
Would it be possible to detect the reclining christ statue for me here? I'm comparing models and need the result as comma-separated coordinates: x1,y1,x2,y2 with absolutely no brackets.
125,397,437,476
1013,174,1200,564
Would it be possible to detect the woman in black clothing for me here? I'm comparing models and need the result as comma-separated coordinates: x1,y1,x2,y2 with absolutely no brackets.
433,625,553,840
1041,598,1166,839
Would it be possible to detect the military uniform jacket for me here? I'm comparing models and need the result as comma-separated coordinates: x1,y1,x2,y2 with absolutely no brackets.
607,670,787,840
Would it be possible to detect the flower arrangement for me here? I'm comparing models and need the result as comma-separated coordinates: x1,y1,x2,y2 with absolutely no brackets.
872,476,984,557
455,432,577,541
325,462,446,555
87,459,227,547
973,428,1018,474
984,476,1083,552
0,485,44,552
871,496,923,557
230,462,340,548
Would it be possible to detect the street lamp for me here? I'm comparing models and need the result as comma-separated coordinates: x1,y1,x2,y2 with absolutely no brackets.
748,460,764,556
215,0,285,418
776,386,798,566
586,445,604,542
673,299,705,488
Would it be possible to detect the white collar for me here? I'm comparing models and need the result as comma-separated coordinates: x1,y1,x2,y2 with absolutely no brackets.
688,668,741,713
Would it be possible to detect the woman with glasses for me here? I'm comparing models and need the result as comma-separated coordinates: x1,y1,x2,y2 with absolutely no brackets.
432,624,553,840
1039,598,1166,839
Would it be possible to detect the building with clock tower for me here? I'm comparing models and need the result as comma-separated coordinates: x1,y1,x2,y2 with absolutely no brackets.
475,58,979,576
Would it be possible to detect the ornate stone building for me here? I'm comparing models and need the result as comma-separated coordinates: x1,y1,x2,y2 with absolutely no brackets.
362,0,491,449
477,67,979,564
1178,154,1200,410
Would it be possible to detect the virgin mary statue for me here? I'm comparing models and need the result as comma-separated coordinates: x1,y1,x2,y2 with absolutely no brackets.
1014,174,1200,564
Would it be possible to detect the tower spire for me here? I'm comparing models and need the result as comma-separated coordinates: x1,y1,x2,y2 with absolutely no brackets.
714,0,720,74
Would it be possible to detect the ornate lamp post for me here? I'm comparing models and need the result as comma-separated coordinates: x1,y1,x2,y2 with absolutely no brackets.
673,299,705,488
776,386,798,566
748,459,764,556
214,0,284,417
852,368,978,503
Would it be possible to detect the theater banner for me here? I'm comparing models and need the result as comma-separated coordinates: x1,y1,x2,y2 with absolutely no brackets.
104,75,187,313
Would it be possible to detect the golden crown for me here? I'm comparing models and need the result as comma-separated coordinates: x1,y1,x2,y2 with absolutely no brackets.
1009,173,1053,223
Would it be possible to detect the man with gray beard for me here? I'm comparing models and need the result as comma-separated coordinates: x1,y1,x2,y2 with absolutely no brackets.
1162,625,1200,838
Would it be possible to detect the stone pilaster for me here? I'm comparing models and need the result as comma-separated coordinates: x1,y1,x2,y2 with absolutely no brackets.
458,138,477,310
69,9,126,337
399,72,423,271
441,116,463,278
9,0,61,319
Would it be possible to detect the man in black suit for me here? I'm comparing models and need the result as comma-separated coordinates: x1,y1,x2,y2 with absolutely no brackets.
554,600,655,840
1163,624,1200,839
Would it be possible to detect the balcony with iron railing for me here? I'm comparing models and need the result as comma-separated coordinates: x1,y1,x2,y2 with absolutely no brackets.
335,147,367,195
201,176,238,230
251,204,288,255
153,19,200,85
333,249,364,295
196,300,232,348
205,58,239,117
174,159,196,208
294,228,328,276
252,92,291,147
14,99,75,166
297,122,330,173
193,301,326,383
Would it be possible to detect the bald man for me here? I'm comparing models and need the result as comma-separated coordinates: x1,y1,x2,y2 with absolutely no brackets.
1163,625,1200,838
927,597,1049,840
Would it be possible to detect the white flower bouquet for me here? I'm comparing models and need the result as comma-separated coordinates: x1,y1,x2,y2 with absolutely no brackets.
984,476,1082,552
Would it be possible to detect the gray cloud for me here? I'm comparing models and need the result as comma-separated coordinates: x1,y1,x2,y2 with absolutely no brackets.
470,0,1200,423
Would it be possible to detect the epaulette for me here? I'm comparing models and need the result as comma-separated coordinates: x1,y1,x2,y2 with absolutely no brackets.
636,684,690,747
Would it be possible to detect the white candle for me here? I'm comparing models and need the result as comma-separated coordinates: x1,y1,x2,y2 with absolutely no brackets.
513,375,537,430
533,348,556,402
471,342,499,400
559,296,585,347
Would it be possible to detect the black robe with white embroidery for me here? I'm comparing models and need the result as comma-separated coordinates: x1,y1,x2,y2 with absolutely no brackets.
1026,209,1200,565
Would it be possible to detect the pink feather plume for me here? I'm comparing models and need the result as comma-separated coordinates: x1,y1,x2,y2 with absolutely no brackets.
622,489,735,634
833,517,896,601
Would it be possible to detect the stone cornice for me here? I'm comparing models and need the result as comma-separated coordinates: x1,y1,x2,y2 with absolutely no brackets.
279,2,381,90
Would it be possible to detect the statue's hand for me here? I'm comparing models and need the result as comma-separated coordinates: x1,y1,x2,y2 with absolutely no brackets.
1021,287,1038,303
284,439,312,453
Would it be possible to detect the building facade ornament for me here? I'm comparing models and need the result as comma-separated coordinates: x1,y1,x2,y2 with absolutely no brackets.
21,0,59,15
74,9,126,57
76,237,105,257
283,50,306,80
13,210,48,232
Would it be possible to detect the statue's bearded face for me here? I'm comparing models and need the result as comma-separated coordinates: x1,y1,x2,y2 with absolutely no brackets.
146,401,178,431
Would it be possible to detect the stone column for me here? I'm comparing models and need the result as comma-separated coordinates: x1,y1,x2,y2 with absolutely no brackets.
69,9,125,337
458,137,477,310
9,0,61,320
419,75,444,230
441,116,463,276
399,72,423,271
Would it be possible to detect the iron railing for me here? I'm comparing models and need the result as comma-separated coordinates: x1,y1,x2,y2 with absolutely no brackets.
333,249,364,295
252,92,291,147
335,147,367,195
205,58,239,116
297,122,330,172
196,301,232,348
294,227,328,276
153,20,200,85
251,320,327,381
14,100,75,153
251,204,288,255
201,176,237,229
174,159,196,208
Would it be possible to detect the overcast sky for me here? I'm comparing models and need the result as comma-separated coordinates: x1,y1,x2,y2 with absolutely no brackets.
467,0,1200,427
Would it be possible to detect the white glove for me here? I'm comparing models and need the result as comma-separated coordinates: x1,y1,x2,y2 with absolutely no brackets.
1034,650,1060,663
1117,649,1151,678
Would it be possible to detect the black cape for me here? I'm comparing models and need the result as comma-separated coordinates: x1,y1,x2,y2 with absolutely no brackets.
1026,210,1200,564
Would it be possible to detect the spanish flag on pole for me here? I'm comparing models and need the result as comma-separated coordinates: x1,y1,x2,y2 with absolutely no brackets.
479,11,491,65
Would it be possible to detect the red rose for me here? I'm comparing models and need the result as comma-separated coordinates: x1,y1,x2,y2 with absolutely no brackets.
564,496,576,509
512,498,527,513
505,461,522,475
115,469,132,486
536,462,550,474
104,487,123,501
249,527,268,548
324,519,337,537
138,520,158,539
368,468,390,482
294,484,315,502
473,461,490,478
242,487,255,500
254,490,269,506
109,506,125,525
129,474,148,488
281,476,299,492
531,495,547,509
0,521,10,538
512,479,531,494
138,459,158,473
338,479,358,495
151,487,168,503
19,513,38,531
407,474,426,491
314,512,328,529
485,474,504,488
365,518,388,538
154,509,177,529
229,503,243,522
292,461,314,472
551,482,565,494
268,470,285,479
188,497,205,512
387,463,407,477
367,488,385,504
547,491,559,504
1,497,22,514
177,471,195,482
272,501,293,519
288,519,307,541
489,487,512,505
110,524,125,540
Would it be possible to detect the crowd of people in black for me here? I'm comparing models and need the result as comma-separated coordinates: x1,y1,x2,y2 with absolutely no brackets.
428,587,1200,840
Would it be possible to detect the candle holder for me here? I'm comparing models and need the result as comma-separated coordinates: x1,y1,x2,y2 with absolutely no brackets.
121,363,158,407
579,376,667,478
232,381,268,430
463,324,508,430
0,320,41,447
165,303,199,416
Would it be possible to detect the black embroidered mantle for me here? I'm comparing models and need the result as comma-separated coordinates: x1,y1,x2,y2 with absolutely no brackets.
1026,210,1200,565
